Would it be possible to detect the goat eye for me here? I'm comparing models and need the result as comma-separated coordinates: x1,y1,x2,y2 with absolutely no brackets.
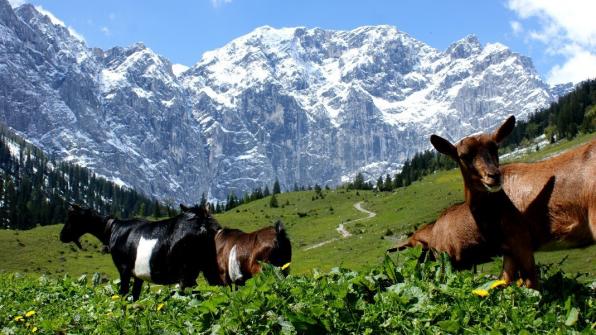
491,146,497,153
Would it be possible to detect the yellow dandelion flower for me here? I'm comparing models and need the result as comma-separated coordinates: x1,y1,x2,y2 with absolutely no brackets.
111,294,120,301
472,289,489,297
489,279,507,289
31,326,38,333
157,303,165,311
14,315,24,322
280,262,291,271
25,310,36,318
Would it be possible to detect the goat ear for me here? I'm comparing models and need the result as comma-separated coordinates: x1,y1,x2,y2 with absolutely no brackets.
391,238,412,251
275,220,285,233
493,115,515,144
68,203,80,212
430,135,457,158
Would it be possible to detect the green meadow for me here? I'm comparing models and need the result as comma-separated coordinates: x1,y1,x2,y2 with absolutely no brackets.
1,132,594,280
0,133,594,334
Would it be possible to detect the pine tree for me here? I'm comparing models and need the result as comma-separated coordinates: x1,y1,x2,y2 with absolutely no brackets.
269,193,279,208
153,200,161,218
383,174,393,192
354,173,365,190
273,178,281,194
200,192,208,207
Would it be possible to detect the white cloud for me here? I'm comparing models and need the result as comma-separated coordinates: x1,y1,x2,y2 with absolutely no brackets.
510,21,523,36
507,0,596,84
100,26,111,36
547,49,596,84
8,0,25,7
34,5,85,42
211,0,232,8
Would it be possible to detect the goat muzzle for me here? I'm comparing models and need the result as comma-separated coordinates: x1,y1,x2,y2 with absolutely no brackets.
481,174,502,192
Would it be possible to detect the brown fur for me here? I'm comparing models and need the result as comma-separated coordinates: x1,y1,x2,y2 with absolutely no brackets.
502,140,596,248
394,116,595,288
392,138,595,268
391,172,558,270
212,222,291,286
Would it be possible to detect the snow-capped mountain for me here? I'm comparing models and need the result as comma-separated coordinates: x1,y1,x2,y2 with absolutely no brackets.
180,25,558,195
0,1,567,202
0,1,209,202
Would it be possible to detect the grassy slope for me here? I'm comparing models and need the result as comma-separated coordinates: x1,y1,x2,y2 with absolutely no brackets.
0,225,117,278
1,133,594,280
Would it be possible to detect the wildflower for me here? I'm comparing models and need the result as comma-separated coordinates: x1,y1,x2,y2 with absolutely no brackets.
280,262,291,271
31,326,38,333
157,303,165,311
111,294,120,301
489,279,507,289
472,289,489,297
14,315,24,322
25,310,36,318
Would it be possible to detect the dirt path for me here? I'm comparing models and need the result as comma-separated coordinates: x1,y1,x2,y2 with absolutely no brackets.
303,202,376,251
352,201,376,221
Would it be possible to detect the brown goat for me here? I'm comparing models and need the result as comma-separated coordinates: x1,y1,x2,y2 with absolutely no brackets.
389,174,556,270
211,221,292,286
501,139,596,248
392,136,595,270
388,203,494,269
426,116,595,288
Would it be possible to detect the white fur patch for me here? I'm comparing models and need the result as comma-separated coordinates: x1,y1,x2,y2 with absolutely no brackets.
228,244,243,283
484,183,503,192
133,237,158,281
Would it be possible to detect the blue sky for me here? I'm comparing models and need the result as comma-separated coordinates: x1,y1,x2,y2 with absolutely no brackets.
8,0,596,84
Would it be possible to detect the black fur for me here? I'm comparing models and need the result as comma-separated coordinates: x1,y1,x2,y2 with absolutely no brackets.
60,204,221,300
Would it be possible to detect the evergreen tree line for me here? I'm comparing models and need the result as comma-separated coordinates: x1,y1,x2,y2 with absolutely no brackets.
503,79,596,148
0,125,166,230
209,178,283,213
346,150,456,192
209,179,330,212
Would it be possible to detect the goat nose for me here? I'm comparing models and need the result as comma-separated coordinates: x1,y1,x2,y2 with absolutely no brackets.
487,172,502,184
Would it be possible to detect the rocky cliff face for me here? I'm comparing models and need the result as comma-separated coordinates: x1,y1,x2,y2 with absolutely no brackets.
0,1,209,202
181,26,557,197
0,1,566,201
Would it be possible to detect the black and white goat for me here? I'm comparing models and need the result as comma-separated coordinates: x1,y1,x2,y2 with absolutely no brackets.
60,204,221,300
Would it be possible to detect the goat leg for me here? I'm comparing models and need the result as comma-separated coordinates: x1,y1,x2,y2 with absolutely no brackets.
118,272,131,296
518,250,539,289
501,254,518,285
131,278,143,301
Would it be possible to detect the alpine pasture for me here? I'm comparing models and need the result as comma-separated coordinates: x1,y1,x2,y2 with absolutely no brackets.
0,133,595,334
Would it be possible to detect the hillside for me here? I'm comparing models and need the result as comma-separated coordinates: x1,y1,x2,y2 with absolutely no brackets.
1,132,594,280
0,125,167,230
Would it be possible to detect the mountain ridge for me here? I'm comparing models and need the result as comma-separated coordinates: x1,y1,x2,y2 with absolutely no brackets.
0,0,570,202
